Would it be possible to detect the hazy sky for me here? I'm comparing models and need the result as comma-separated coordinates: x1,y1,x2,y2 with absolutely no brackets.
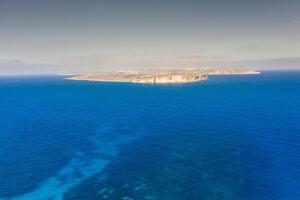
0,0,300,73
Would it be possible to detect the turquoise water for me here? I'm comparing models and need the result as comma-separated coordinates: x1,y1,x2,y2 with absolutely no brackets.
0,71,299,199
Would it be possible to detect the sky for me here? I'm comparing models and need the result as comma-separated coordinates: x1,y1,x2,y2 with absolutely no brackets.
0,0,300,74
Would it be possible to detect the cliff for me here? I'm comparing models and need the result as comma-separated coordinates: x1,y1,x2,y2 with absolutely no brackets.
68,68,259,84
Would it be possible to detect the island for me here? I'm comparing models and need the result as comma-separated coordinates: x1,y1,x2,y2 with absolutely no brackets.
67,68,260,84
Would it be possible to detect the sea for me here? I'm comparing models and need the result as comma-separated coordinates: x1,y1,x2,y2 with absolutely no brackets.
0,71,299,200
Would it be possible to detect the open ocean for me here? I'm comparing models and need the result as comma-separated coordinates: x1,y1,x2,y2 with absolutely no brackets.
0,71,299,200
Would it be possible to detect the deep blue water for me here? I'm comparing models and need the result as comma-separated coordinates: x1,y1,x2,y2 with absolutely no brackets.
0,71,299,200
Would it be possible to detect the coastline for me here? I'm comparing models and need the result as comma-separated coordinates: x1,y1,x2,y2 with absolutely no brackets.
67,68,260,84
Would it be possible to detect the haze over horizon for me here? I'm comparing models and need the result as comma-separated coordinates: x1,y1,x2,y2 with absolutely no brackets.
1,0,300,74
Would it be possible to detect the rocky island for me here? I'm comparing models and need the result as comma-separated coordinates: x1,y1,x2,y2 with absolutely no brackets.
68,68,259,84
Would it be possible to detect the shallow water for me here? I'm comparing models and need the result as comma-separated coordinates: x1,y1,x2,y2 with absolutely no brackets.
0,71,299,199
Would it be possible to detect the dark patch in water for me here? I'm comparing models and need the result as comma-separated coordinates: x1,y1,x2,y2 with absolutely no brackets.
64,126,275,200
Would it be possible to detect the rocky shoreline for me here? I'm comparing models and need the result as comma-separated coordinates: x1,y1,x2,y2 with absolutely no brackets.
67,68,260,84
